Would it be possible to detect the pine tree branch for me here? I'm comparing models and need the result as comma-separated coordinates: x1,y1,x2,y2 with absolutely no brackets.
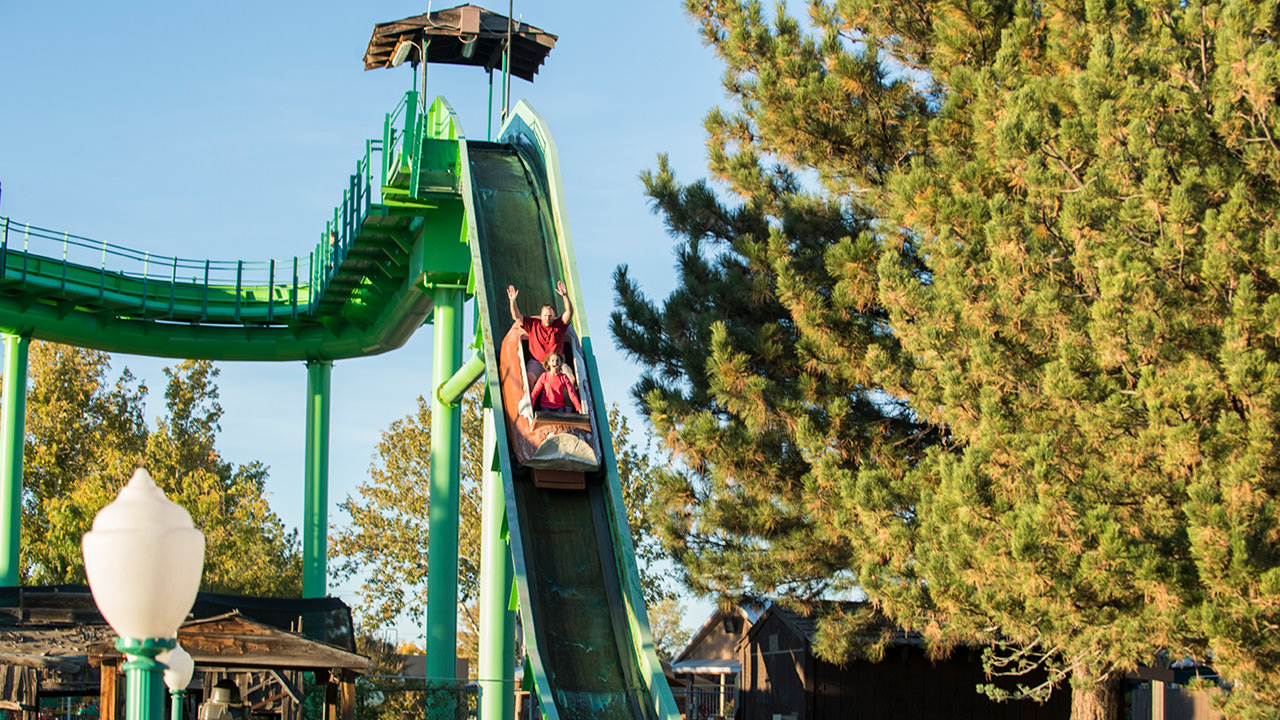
1250,110,1280,159
1041,140,1091,191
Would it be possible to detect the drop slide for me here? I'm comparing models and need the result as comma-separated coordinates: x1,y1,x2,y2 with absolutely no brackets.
463,105,678,720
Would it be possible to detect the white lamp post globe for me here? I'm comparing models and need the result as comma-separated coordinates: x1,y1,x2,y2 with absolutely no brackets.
160,644,195,692
82,468,205,641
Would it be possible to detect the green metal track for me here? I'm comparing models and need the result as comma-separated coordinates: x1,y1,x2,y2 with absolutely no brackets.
466,104,679,720
0,96,470,362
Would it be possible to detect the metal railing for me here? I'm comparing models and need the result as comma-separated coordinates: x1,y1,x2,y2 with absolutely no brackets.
0,90,450,324
680,686,737,720
354,677,479,720
308,89,460,306
381,92,462,195
382,90,419,187
0,118,390,321
311,136,383,306
0,216,315,321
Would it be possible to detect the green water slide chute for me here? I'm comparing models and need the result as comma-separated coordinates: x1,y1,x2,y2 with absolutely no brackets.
462,101,680,720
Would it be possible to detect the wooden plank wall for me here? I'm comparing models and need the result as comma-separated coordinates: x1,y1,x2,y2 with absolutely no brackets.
739,613,1073,720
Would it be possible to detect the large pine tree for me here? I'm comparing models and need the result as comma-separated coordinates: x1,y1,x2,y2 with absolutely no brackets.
614,2,1280,718
613,155,932,603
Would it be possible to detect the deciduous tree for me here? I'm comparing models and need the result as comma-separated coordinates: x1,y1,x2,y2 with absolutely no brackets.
144,360,301,596
14,343,300,596
646,596,693,662
21,342,147,583
331,388,485,646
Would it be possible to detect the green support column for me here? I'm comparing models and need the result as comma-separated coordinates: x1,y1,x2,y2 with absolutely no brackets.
478,407,516,720
427,285,463,717
117,637,173,720
169,688,186,720
303,360,332,599
0,333,29,587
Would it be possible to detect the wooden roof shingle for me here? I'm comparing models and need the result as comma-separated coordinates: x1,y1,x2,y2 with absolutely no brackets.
364,4,557,82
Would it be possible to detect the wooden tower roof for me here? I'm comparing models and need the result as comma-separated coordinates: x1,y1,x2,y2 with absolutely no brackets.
364,4,557,82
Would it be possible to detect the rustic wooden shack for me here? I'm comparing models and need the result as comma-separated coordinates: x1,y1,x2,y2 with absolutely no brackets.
0,586,367,720
736,601,1069,720
668,602,762,720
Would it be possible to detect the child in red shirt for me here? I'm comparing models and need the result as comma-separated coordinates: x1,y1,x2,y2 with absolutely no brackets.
529,352,583,413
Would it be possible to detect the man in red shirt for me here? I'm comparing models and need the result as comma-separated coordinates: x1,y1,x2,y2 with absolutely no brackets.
507,280,574,383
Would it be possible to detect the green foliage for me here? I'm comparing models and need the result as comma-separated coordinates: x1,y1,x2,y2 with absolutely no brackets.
144,360,301,596
617,1,1280,717
14,342,299,596
331,387,486,659
645,596,692,662
21,343,147,583
609,405,681,606
614,157,926,605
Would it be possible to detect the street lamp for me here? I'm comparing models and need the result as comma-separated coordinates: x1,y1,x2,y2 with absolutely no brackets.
83,469,205,720
161,645,195,720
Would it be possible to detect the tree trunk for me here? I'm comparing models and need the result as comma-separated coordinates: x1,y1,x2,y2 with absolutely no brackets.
1070,669,1122,720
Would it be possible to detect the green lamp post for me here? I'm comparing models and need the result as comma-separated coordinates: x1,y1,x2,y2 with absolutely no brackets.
161,645,195,720
82,469,205,720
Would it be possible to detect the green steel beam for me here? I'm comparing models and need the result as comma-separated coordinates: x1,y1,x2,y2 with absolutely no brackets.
117,638,174,720
426,284,463,715
437,352,485,407
0,251,433,363
0,333,27,586
303,360,332,599
478,407,515,720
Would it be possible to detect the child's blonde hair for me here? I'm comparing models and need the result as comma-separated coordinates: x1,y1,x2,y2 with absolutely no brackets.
542,351,563,372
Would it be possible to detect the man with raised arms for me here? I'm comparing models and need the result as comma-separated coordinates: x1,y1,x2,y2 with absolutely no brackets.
507,280,574,384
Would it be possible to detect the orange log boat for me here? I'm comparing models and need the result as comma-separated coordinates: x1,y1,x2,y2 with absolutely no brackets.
499,323,601,489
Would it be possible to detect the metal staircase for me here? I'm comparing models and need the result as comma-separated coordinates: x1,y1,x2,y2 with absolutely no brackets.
0,92,469,362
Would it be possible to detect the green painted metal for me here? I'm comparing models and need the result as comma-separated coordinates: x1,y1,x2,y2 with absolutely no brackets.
461,104,680,720
426,283,463,716
170,690,186,720
487,70,495,141
502,105,679,720
116,637,175,720
303,360,332,600
501,33,511,123
478,407,515,720
437,352,485,407
0,333,27,587
0,95,467,363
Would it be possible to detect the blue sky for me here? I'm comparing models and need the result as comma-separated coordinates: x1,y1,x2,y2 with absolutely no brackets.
0,2,726,637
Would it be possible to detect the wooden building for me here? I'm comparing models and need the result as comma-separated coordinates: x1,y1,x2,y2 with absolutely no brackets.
736,601,1070,720
668,602,762,720
0,586,367,720
1127,663,1225,720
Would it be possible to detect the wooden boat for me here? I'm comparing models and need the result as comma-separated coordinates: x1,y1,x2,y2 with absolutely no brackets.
499,322,601,489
